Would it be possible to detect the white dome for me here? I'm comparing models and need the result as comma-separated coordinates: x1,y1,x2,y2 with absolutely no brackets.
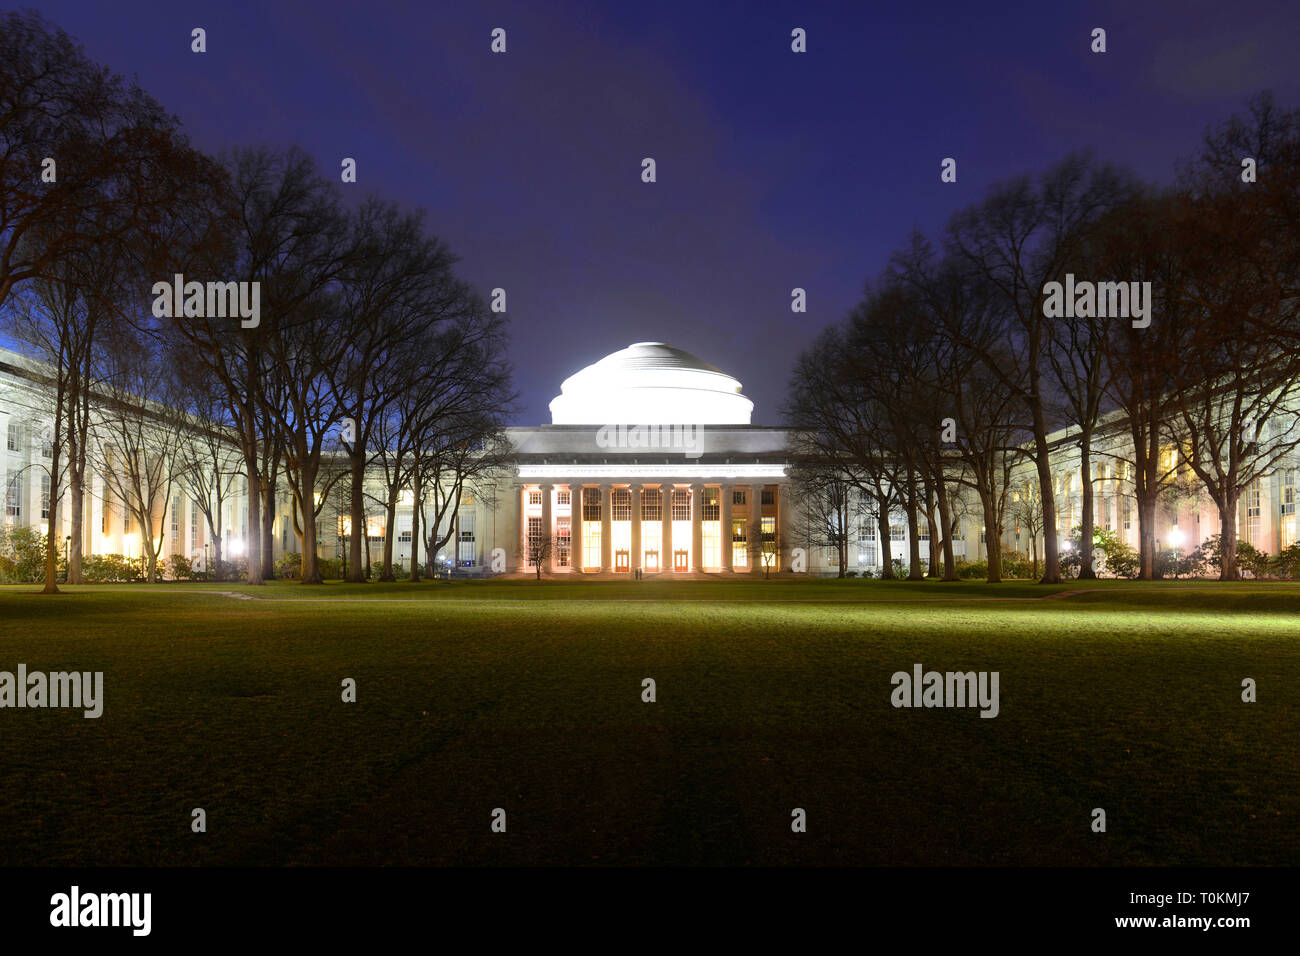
549,342,753,424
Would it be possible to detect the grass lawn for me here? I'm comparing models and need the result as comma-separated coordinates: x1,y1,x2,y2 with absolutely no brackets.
0,577,1295,866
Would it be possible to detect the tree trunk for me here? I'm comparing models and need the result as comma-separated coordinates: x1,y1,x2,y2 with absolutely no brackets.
1218,495,1240,581
877,513,893,579
409,478,421,582
348,453,366,582
1032,435,1060,582
935,480,957,581
1076,439,1097,579
979,489,1002,583
261,481,276,580
244,451,263,585
69,469,84,584
1137,494,1157,580
380,493,398,581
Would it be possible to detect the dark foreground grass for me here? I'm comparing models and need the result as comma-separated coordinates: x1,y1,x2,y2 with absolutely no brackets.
0,578,1296,866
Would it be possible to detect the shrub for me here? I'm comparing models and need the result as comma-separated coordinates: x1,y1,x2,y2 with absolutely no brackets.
1274,543,1300,580
890,558,907,579
317,558,343,580
955,559,988,580
859,567,875,579
81,553,140,583
0,526,47,582
1236,541,1272,579
275,551,303,579
998,551,1033,579
844,570,858,578
1192,534,1272,578
167,553,193,581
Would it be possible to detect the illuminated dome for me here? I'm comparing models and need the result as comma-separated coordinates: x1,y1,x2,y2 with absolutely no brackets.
549,342,753,424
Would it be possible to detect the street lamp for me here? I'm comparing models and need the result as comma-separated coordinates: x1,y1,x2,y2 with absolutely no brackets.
204,542,210,581
63,535,70,583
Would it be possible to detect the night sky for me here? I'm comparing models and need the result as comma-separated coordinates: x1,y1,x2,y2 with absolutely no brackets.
31,0,1300,423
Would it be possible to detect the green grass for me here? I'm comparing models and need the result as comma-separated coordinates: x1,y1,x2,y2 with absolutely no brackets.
0,577,1296,866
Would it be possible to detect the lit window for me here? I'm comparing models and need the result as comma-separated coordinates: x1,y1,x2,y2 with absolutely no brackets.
528,490,542,506
557,490,570,506
702,487,719,521
641,488,662,521
612,488,631,521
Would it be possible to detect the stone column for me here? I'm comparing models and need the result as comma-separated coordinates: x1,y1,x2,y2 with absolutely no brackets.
691,484,703,572
721,484,733,572
631,485,642,575
777,484,792,573
519,485,529,574
662,486,673,573
572,485,584,572
601,483,612,572
541,483,553,574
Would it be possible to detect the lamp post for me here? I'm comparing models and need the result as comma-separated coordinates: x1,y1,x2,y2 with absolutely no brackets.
204,542,210,581
63,535,70,583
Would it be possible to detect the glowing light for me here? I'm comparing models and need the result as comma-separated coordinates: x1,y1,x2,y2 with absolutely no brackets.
229,538,244,556
1168,527,1185,547
549,342,753,425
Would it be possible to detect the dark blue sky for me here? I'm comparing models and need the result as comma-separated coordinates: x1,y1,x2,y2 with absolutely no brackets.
34,0,1300,423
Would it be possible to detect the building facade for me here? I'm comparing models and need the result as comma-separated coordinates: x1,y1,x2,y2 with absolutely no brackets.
3,340,1297,579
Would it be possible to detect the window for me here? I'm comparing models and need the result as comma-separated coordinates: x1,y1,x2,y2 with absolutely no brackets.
1246,483,1261,518
102,491,111,534
761,489,775,506
1282,471,1296,516
41,434,52,459
526,516,543,567
1123,497,1131,530
191,502,199,548
557,490,570,506
733,490,746,506
859,520,876,541
6,422,19,453
556,517,571,567
612,488,631,521
701,520,720,568
171,496,181,543
641,487,662,521
890,524,905,541
528,490,542,506
6,475,21,518
40,473,50,520
582,487,600,521
732,519,748,568
671,489,691,521
702,487,719,521
918,523,930,541
761,516,775,541
458,512,475,565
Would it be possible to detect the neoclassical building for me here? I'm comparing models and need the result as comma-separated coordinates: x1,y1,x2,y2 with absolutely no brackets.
3,338,1296,578
502,342,793,575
